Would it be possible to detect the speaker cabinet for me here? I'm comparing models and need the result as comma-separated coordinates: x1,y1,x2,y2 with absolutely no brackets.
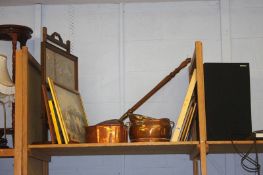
204,63,252,141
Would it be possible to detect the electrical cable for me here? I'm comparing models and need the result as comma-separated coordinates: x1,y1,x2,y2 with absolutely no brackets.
231,138,261,174
253,136,261,175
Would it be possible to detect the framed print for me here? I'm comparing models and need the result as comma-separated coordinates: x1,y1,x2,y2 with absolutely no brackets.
48,77,88,143
171,69,197,142
41,27,78,91
48,100,63,144
41,85,57,144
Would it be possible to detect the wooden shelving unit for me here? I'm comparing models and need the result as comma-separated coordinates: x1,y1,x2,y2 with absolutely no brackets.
1,40,260,175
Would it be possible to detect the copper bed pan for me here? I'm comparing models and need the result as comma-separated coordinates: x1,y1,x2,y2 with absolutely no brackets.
85,58,190,143
128,114,174,142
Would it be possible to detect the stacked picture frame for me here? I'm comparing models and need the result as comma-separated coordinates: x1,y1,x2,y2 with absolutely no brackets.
171,69,198,142
41,27,88,144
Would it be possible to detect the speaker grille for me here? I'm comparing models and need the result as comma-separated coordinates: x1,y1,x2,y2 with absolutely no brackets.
204,63,252,141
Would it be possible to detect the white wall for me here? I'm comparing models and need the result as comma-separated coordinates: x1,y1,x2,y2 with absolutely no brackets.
0,0,263,175
229,1,263,174
230,0,263,132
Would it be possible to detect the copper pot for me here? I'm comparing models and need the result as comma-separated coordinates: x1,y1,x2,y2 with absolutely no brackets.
86,119,128,143
128,114,174,142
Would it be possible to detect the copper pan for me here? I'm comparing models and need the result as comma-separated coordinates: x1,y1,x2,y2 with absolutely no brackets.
86,119,128,143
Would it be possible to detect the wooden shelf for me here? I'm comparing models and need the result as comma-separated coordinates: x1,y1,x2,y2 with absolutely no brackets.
0,148,14,158
207,140,263,154
28,141,199,156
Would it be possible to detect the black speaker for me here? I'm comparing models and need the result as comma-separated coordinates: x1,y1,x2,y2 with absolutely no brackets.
204,63,252,141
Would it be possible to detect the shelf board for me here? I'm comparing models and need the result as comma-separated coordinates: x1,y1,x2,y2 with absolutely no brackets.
0,148,14,158
29,141,199,156
207,140,263,154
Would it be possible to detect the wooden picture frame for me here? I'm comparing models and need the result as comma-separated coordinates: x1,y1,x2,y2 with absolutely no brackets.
48,100,63,144
48,78,88,143
41,27,78,91
181,102,197,141
171,69,197,142
41,85,57,144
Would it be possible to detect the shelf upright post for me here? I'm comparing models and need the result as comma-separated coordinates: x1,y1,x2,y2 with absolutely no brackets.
195,41,208,175
14,47,49,175
14,44,24,175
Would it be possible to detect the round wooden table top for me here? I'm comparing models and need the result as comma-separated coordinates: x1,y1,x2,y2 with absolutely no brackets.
0,24,33,45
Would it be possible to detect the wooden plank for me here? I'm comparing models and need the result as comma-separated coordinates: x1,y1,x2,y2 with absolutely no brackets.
28,157,48,175
199,142,207,175
0,149,14,157
28,52,45,145
207,140,263,153
193,158,199,175
28,142,199,156
26,47,48,175
42,161,49,175
28,150,51,162
195,41,207,142
194,41,208,175
22,47,29,175
190,144,200,160
14,48,24,175
208,140,263,144
14,47,48,175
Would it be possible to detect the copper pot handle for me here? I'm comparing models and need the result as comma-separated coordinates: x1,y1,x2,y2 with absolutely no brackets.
170,121,175,129
125,122,130,127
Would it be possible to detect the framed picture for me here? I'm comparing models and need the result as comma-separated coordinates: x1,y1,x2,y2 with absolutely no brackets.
41,27,78,91
48,77,88,143
41,85,57,144
171,69,197,142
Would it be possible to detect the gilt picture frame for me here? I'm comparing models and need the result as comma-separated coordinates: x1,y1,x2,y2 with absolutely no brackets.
48,78,88,143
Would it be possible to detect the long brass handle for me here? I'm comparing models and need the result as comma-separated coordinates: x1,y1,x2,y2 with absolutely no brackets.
119,57,191,121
